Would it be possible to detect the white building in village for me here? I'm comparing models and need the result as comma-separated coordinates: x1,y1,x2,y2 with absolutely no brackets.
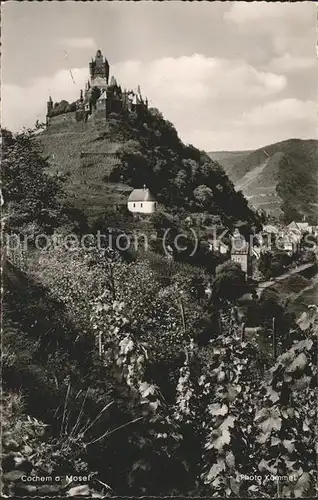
230,229,252,277
208,238,229,255
127,185,157,214
287,221,310,234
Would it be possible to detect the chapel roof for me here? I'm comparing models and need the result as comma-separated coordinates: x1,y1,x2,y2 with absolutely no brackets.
128,187,157,202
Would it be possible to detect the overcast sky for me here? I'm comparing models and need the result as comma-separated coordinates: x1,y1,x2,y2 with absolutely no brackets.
2,1,317,151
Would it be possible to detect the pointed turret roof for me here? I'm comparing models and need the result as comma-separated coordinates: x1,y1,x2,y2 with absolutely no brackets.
109,76,118,87
98,90,107,101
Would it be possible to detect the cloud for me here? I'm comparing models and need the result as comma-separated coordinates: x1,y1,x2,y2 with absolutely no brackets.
2,68,87,131
1,55,314,151
113,55,286,107
193,98,316,151
59,37,96,49
268,53,316,72
224,3,313,25
239,99,316,127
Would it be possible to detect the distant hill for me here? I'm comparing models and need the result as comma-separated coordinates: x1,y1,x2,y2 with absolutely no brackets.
209,139,318,222
38,108,260,231
208,150,251,175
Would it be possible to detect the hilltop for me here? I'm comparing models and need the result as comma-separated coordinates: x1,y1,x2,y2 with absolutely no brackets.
38,107,260,231
39,120,131,219
209,139,318,222
37,47,259,231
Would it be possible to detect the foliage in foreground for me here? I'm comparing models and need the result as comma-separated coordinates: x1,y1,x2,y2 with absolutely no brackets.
1,128,87,236
4,240,316,497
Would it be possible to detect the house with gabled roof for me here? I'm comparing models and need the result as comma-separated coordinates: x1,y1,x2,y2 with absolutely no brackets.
127,185,157,214
230,228,252,278
287,221,310,233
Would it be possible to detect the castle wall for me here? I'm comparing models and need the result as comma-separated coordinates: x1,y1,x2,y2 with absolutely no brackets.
47,112,77,129
93,107,107,120
231,252,252,278
46,50,148,131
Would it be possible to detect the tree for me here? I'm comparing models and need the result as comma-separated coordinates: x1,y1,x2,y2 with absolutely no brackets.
212,260,248,305
51,100,69,116
193,185,214,210
2,128,87,236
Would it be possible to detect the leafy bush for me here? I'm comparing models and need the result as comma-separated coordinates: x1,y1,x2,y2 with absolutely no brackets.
2,128,88,237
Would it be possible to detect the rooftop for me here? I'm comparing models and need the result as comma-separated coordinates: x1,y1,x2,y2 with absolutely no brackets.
128,187,157,202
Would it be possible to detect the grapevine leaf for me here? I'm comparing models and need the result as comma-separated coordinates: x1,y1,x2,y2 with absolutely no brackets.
266,386,280,403
212,429,231,450
294,472,311,498
66,485,90,496
225,451,235,468
258,411,282,433
227,385,240,402
286,353,307,372
248,485,259,492
258,458,276,474
283,439,295,453
254,408,269,422
256,431,271,444
296,312,311,331
208,403,228,416
230,478,240,495
206,460,225,481
303,421,310,432
271,437,281,446
292,375,311,390
219,415,235,430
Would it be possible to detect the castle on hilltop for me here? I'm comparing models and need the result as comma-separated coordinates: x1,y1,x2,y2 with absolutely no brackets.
46,49,148,127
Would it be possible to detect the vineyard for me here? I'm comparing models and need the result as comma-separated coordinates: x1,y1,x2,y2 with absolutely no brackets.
3,242,317,497
2,127,317,497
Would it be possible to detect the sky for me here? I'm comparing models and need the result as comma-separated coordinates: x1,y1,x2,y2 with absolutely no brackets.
2,1,317,151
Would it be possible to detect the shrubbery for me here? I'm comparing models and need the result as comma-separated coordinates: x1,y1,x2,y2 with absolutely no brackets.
2,125,316,496
109,107,261,233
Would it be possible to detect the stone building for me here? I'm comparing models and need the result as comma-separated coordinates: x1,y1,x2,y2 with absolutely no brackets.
127,185,157,214
46,49,148,127
230,228,252,278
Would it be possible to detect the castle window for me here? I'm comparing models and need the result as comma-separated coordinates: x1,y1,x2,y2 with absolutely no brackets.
140,203,143,208
133,203,136,208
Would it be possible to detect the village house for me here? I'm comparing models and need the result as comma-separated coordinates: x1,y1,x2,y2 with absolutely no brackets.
127,185,157,214
230,228,252,278
260,223,300,254
208,238,229,255
310,225,318,237
285,221,310,247
262,224,280,235
287,221,310,234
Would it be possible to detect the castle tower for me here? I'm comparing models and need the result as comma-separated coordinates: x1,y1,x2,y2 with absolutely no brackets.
95,90,107,119
109,76,117,87
47,95,53,117
89,49,109,91
131,93,142,113
230,228,252,278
